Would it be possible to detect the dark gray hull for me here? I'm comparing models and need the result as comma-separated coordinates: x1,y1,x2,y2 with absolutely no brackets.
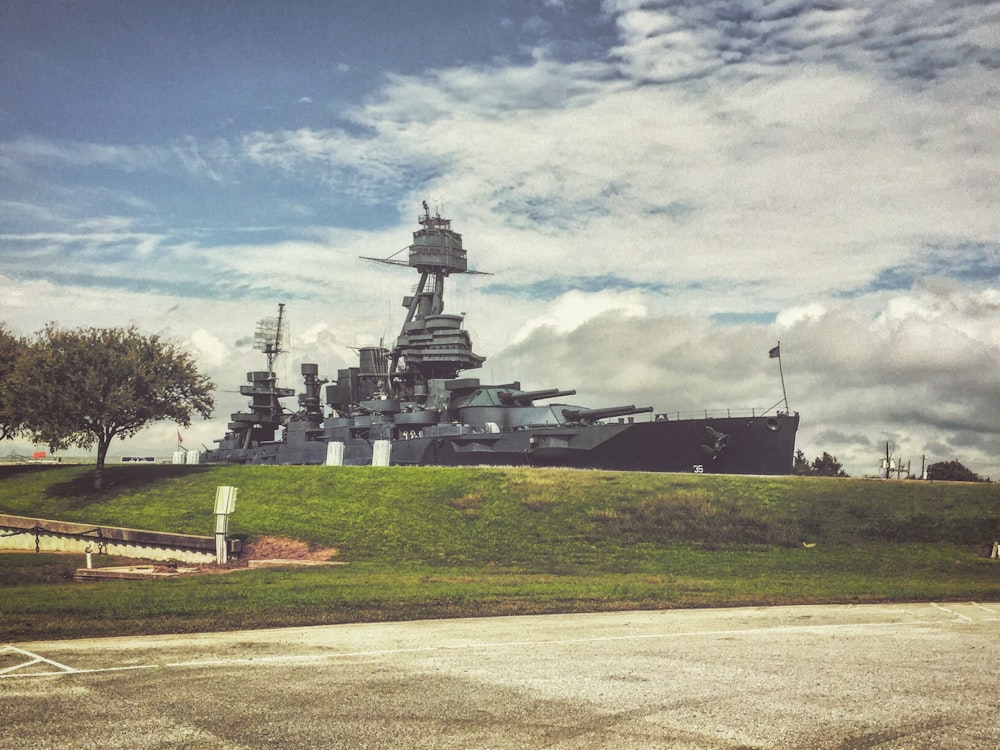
201,412,799,475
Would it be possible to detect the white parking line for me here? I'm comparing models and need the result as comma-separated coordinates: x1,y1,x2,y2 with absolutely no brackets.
0,645,78,676
931,602,973,621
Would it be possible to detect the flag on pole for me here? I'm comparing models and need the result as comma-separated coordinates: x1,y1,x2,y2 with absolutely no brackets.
770,342,789,411
177,431,184,444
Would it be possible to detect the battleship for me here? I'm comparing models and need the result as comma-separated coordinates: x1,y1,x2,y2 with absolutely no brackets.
201,205,799,473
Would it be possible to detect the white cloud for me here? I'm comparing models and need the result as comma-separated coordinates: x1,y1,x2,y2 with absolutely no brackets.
1,137,164,171
777,303,827,328
511,288,648,344
171,136,229,183
187,329,230,370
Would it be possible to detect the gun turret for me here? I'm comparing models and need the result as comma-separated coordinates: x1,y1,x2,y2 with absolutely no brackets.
561,405,654,425
498,388,577,406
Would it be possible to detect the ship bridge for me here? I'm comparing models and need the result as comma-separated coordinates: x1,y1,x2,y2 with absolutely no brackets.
408,211,467,274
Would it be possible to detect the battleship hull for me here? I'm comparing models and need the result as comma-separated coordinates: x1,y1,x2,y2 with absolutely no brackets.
200,207,799,475
202,412,799,475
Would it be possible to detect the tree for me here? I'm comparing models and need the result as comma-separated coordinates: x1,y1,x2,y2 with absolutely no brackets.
3,324,215,489
0,323,27,440
792,449,811,476
811,451,848,477
793,449,849,477
926,460,987,482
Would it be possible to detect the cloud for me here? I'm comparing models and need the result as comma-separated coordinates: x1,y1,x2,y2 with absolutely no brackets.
603,0,1000,83
188,329,231,370
0,137,164,171
510,288,648,344
329,60,994,310
171,136,231,183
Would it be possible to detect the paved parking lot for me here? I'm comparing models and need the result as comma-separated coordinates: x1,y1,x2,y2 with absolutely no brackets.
2,602,998,748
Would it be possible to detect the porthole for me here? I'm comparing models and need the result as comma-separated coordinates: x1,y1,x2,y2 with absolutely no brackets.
767,418,780,432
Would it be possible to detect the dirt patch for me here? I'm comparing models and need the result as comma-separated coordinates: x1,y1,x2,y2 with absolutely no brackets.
75,537,343,580
71,537,342,580
243,536,339,561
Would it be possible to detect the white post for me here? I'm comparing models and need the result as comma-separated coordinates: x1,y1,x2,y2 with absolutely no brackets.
213,486,238,565
215,534,228,565
992,541,999,560
372,439,391,466
325,441,345,466
85,544,93,569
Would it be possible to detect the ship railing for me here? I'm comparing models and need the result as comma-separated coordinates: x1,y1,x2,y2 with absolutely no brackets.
654,408,784,421
500,407,789,429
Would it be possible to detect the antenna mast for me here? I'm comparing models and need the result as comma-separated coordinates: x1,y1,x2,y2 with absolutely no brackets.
254,302,287,374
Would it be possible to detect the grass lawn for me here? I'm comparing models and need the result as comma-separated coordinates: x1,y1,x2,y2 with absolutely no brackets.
1,464,998,640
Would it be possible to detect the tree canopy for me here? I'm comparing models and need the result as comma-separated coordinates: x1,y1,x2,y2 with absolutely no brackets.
0,323,27,441
926,460,988,483
3,324,215,488
793,449,849,477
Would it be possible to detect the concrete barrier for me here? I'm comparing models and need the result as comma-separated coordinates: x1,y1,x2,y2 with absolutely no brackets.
0,513,217,564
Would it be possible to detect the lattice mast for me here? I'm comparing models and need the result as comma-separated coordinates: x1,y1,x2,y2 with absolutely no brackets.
254,302,287,374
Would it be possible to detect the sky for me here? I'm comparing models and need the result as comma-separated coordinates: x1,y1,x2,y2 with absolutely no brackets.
1,0,998,478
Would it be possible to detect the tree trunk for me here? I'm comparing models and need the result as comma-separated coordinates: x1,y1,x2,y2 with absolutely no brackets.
94,439,109,490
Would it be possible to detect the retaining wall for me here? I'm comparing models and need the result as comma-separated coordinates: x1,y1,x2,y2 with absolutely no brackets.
0,513,217,564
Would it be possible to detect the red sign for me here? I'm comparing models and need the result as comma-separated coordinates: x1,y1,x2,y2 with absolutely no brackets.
32,451,47,459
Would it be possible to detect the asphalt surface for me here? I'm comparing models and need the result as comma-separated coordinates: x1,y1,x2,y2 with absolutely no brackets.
2,602,998,749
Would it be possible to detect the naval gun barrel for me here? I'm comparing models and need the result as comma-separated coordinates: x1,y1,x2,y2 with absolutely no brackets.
498,388,577,405
518,387,577,401
561,405,655,424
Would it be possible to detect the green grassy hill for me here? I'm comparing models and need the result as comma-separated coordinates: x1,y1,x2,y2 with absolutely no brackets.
1,464,998,640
